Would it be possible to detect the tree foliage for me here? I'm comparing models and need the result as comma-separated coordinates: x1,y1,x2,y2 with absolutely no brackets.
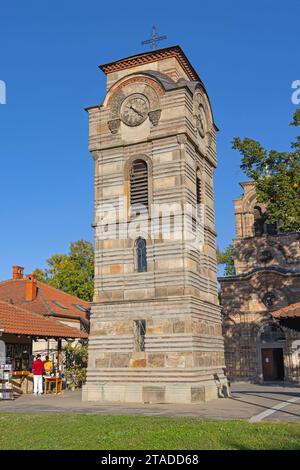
232,109,300,232
34,240,94,301
217,244,235,276
64,342,88,390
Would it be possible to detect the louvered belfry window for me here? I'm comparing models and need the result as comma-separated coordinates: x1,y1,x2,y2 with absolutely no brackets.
130,159,148,213
196,169,201,206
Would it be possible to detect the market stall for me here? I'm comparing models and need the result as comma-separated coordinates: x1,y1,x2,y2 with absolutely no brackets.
0,300,88,395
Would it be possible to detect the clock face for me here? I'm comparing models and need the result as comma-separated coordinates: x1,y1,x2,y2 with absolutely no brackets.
121,94,149,126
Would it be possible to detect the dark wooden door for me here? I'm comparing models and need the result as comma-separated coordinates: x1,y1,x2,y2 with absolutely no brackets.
261,348,284,381
261,348,276,381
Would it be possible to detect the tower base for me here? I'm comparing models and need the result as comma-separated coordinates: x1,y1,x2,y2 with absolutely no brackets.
82,378,229,404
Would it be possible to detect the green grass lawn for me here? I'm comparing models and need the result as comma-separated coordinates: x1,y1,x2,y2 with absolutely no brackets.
0,414,300,450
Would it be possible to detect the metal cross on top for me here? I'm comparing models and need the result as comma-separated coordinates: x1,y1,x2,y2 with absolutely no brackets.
141,26,167,50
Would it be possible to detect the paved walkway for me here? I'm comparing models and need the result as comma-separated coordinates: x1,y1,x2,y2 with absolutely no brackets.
0,382,299,422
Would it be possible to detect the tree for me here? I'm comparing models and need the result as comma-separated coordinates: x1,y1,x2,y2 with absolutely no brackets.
34,240,94,301
64,342,88,390
217,244,235,276
232,109,300,232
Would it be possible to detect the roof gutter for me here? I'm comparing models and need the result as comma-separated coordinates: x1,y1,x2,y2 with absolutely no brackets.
43,311,89,324
43,312,90,334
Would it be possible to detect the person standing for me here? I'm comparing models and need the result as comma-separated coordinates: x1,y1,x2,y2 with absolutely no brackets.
43,355,53,377
32,354,44,395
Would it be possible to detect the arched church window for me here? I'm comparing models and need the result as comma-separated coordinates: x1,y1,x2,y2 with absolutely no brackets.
253,206,265,236
244,250,254,261
196,169,202,206
130,159,148,214
259,250,273,264
260,323,285,343
254,206,278,236
135,237,147,272
262,292,276,308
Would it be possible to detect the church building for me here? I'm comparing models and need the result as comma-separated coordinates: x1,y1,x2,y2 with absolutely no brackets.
220,182,300,383
83,46,228,403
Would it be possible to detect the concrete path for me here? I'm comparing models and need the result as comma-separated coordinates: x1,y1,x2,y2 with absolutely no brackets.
0,382,299,422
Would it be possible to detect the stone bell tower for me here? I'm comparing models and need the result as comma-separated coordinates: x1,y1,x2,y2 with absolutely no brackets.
83,46,227,403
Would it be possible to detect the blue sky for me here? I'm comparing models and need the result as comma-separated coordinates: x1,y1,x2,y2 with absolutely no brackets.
0,0,299,280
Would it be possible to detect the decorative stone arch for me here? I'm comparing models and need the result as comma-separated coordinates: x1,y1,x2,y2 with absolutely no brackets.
240,186,279,237
193,84,214,128
236,184,259,237
104,73,165,107
103,73,164,133
257,321,286,343
241,187,258,214
193,85,215,150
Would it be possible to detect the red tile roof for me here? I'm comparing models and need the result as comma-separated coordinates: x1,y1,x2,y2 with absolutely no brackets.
0,279,90,321
0,300,87,338
272,302,300,319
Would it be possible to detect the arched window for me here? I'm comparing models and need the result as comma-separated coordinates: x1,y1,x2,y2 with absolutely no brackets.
262,292,276,308
253,206,265,236
135,237,147,272
130,159,148,214
260,323,285,343
253,206,278,236
259,250,273,264
196,169,201,206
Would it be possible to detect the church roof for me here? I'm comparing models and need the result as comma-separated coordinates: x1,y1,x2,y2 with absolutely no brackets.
99,45,201,83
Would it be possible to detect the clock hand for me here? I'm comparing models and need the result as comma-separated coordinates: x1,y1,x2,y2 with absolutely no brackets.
130,105,144,118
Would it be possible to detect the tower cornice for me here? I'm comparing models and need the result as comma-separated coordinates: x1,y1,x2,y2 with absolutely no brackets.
99,45,202,83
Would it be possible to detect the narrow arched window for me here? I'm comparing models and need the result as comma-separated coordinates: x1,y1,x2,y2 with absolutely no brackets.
253,206,265,236
130,159,148,214
136,237,147,272
196,169,202,206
